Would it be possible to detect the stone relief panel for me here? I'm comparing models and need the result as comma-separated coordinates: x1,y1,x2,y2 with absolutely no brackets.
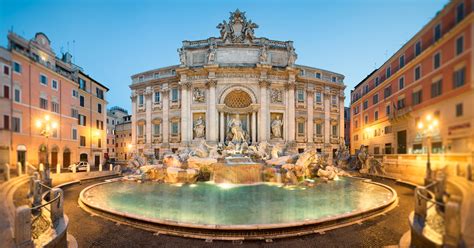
270,88,283,104
193,88,206,103
192,53,206,65
216,47,259,64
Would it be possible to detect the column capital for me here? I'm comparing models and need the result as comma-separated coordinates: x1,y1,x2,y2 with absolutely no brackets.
161,88,170,96
285,81,296,90
144,87,153,97
179,81,192,89
258,79,271,88
206,79,217,88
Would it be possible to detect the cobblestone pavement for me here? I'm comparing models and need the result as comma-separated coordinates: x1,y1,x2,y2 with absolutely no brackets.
63,177,414,248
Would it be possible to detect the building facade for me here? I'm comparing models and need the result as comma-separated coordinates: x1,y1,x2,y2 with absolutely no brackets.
106,106,129,161
115,115,132,161
0,32,109,168
344,107,351,150
350,0,473,155
130,10,346,160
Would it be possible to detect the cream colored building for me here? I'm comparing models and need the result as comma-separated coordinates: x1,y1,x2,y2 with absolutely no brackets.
130,10,346,160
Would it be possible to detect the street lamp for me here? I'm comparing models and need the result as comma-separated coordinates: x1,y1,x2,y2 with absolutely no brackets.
36,115,58,186
127,143,133,160
417,114,439,185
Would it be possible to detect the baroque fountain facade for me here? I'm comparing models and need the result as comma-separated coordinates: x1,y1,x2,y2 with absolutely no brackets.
129,9,346,161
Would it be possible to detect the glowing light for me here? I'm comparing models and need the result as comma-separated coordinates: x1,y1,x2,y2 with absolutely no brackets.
45,115,50,121
51,122,58,129
426,114,432,121
417,122,424,129
127,144,133,150
35,120,42,128
428,125,433,130
433,119,439,127
94,130,100,137
217,183,237,190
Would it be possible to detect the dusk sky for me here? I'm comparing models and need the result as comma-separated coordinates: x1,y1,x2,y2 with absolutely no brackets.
0,0,449,112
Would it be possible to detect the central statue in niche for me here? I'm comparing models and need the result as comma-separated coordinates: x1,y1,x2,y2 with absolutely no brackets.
227,114,247,143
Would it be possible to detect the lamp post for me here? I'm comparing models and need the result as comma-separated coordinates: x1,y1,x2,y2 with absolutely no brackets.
127,143,133,160
417,114,439,185
35,115,58,187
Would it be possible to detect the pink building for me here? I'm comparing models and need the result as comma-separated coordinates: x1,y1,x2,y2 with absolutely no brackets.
0,32,108,168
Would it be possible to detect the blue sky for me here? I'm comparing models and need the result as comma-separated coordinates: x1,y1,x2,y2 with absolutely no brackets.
0,0,449,111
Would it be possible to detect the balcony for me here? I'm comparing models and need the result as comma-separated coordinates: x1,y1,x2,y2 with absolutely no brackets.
388,106,412,122
137,135,146,144
330,136,340,144
314,135,324,143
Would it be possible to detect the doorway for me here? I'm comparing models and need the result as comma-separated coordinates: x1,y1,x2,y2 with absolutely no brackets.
94,155,100,167
51,147,58,167
397,130,407,154
63,149,71,168
17,150,26,168
80,153,88,162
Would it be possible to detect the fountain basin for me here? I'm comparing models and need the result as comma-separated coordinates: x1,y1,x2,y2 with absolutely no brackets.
80,177,397,232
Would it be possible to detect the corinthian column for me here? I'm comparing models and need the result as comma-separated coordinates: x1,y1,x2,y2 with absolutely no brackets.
339,95,345,141
259,80,270,141
287,82,296,142
324,91,331,144
145,87,153,145
307,88,314,143
207,79,218,143
251,111,256,144
131,91,137,147
219,111,225,143
162,87,170,145
180,81,190,143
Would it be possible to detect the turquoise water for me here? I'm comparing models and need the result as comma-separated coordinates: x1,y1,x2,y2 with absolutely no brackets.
82,178,393,226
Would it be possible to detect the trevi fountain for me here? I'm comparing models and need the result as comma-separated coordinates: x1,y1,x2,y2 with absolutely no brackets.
80,10,395,240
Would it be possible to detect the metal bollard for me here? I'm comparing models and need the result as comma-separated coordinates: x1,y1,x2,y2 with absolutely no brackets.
14,206,33,247
99,163,103,172
56,163,61,174
467,164,472,181
72,164,76,174
17,162,23,176
2,163,10,181
39,163,44,172
86,163,90,173
109,163,113,171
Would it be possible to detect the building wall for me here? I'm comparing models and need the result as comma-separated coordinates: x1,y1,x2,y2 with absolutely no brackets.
350,0,474,155
0,47,12,164
115,120,132,161
2,32,108,168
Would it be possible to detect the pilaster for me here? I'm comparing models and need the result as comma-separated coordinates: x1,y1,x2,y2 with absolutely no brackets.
287,81,296,142
207,79,218,143
307,88,314,143
162,86,170,145
259,79,270,141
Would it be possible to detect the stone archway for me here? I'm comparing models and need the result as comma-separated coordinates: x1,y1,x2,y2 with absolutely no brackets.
224,90,253,108
217,86,259,143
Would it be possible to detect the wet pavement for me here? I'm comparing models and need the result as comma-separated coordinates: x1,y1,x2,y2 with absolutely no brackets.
63,177,414,248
